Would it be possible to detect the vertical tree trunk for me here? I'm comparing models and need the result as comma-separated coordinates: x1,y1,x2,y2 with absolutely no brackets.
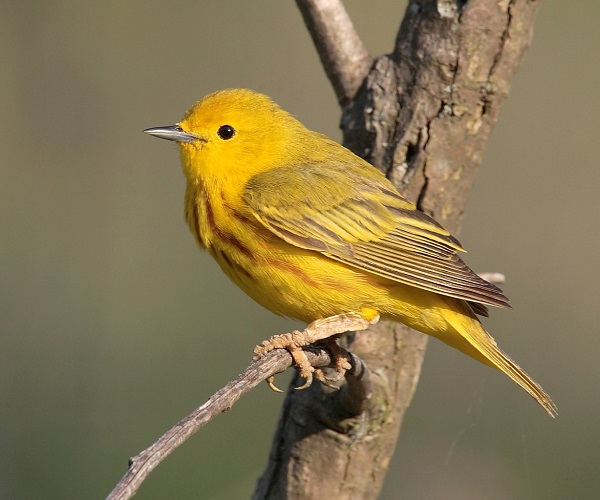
254,1,540,498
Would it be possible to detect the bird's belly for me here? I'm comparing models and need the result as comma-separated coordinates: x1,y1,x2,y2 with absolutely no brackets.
209,235,461,333
210,240,381,323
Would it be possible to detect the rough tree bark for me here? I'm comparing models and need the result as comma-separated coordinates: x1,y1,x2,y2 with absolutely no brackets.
254,1,540,498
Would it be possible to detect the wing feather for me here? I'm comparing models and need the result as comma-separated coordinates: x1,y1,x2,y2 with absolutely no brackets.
244,162,510,310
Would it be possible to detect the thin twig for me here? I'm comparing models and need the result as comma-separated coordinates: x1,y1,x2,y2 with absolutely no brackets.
478,272,506,285
106,347,367,500
296,0,372,104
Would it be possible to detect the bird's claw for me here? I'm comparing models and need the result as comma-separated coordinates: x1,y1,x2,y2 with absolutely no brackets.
253,313,377,393
266,375,284,393
293,372,314,391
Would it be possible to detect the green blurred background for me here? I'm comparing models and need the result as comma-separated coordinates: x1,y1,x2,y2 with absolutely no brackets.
1,1,598,498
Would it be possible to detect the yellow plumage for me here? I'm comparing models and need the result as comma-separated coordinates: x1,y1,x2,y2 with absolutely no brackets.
145,88,556,416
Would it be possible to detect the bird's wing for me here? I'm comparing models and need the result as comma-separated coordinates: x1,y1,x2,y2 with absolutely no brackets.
244,162,509,309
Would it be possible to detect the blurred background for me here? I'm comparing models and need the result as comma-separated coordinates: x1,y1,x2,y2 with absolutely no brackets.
1,1,598,498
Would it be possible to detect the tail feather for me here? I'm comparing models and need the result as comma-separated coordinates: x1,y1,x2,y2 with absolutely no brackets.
441,298,557,417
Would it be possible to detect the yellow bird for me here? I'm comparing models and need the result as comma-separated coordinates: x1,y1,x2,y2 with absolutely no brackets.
145,88,556,417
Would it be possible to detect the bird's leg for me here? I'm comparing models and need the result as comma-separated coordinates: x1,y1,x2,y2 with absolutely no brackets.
253,312,380,391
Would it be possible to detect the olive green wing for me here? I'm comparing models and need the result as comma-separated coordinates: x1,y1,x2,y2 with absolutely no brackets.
244,162,509,310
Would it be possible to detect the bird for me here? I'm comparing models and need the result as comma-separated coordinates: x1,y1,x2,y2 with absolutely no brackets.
144,88,556,416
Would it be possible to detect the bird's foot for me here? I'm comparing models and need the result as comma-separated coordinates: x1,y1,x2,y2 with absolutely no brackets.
253,312,379,392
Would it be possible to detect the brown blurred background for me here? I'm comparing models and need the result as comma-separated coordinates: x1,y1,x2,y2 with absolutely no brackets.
1,1,598,498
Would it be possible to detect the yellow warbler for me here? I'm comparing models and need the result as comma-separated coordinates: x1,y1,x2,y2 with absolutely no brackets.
145,88,556,417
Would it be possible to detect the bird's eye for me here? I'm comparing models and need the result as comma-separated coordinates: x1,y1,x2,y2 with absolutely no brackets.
217,125,235,140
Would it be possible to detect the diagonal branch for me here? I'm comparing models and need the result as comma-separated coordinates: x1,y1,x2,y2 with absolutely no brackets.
296,0,372,104
105,347,369,500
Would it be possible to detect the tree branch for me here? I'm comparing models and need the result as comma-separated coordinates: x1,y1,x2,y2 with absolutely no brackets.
478,272,506,285
105,347,369,500
296,0,372,104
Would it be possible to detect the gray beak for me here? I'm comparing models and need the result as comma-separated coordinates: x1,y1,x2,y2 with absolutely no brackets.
143,125,200,143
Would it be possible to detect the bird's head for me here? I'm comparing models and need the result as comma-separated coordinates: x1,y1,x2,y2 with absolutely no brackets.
145,89,307,187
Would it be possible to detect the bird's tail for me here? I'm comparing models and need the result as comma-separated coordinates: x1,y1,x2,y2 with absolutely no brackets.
438,297,557,417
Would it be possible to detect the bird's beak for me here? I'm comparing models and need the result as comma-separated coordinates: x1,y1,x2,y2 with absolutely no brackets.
143,125,200,144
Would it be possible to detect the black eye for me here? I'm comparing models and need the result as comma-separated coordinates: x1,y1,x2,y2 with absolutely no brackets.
217,125,235,140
